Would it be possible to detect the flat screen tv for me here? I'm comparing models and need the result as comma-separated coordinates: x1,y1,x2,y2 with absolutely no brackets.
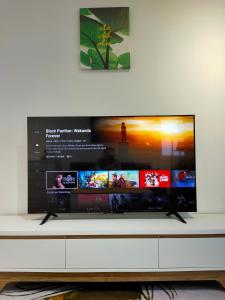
28,115,196,224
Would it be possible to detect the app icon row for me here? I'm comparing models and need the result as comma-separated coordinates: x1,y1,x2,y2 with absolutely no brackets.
46,170,195,190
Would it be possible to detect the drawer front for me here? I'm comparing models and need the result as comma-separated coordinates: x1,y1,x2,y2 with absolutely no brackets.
66,238,158,269
0,239,65,269
159,238,225,268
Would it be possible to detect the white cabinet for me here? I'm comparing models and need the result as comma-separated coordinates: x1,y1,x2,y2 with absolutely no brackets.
0,239,65,269
159,238,225,268
66,238,158,269
1,237,225,270
1,237,225,271
1,215,225,289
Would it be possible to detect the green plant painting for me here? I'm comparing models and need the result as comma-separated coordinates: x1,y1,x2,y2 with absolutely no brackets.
80,7,130,70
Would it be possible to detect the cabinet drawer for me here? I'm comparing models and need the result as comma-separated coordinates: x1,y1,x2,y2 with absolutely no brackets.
0,239,65,269
66,238,158,269
159,238,225,268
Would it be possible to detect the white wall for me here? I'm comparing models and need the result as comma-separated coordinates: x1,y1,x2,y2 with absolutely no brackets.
0,0,225,215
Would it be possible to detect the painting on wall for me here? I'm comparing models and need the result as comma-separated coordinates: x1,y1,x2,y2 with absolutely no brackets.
80,7,130,70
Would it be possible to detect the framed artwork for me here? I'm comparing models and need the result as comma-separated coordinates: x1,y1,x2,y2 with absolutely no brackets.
80,7,130,70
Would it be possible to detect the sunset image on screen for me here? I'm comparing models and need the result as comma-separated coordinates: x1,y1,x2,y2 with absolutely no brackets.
94,116,194,151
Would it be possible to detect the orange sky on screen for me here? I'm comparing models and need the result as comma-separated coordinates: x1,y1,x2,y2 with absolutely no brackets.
95,116,194,149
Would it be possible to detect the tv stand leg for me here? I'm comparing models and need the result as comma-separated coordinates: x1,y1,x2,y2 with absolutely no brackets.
166,212,187,224
40,213,58,225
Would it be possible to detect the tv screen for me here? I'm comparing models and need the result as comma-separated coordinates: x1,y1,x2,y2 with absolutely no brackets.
28,115,196,214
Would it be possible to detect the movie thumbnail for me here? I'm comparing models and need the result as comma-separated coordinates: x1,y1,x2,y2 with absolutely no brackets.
109,191,170,211
109,171,139,188
140,170,170,188
78,171,108,188
46,171,78,190
109,194,140,211
172,188,196,211
76,194,109,212
48,196,70,212
141,190,170,210
171,170,195,188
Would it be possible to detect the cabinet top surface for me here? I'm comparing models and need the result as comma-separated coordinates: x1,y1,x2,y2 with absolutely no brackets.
0,213,225,236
